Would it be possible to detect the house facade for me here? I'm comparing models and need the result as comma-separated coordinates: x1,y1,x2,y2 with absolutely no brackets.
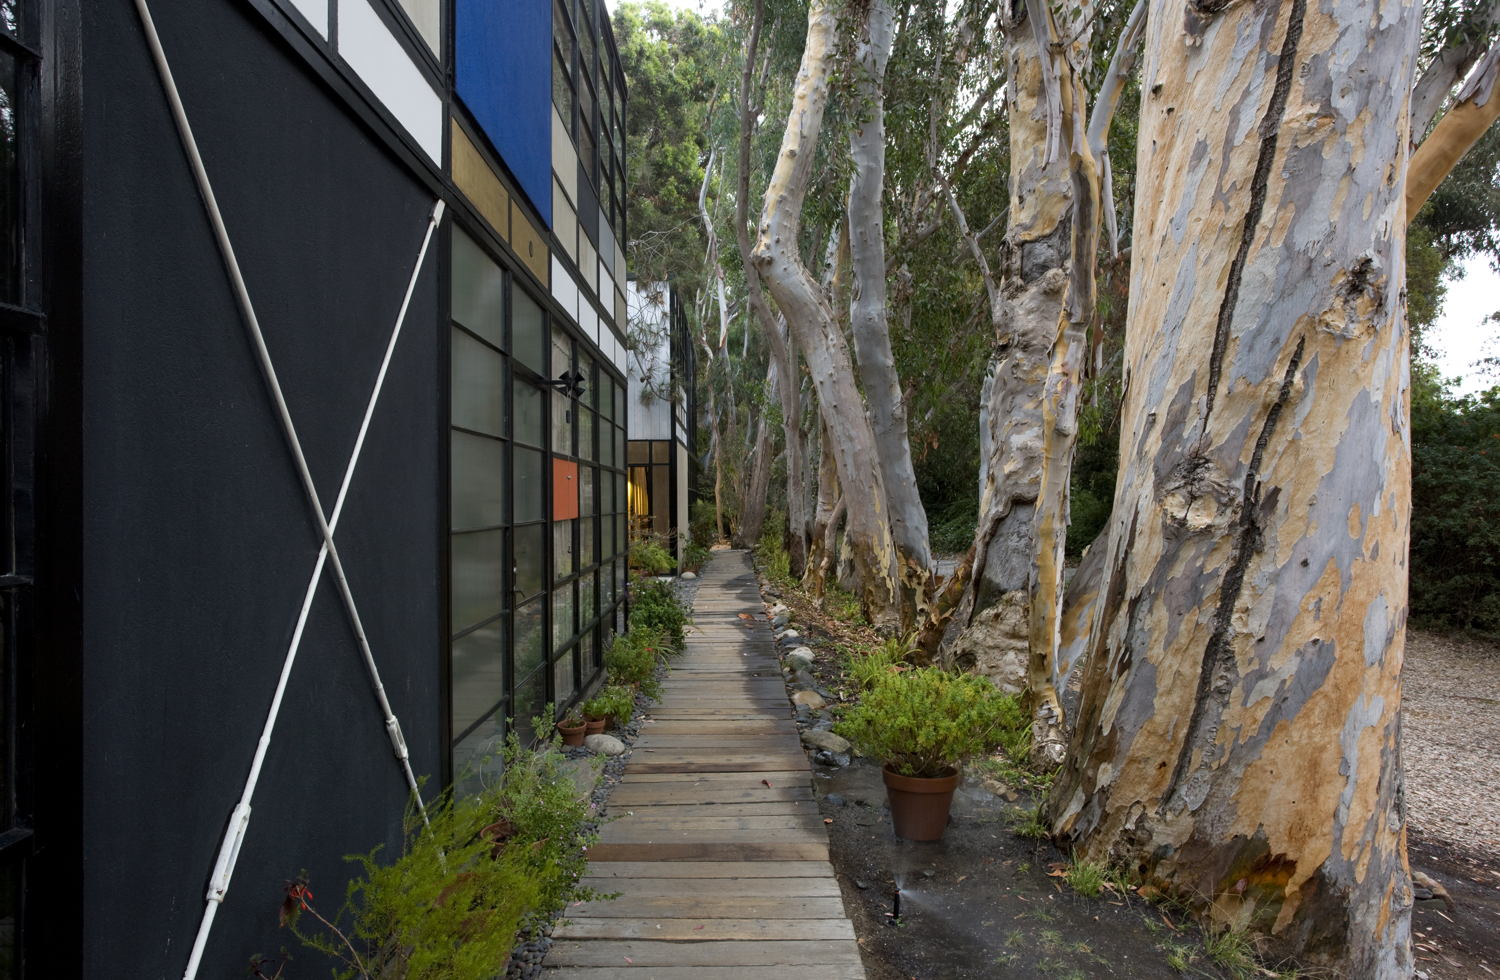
625,281,697,570
14,0,630,975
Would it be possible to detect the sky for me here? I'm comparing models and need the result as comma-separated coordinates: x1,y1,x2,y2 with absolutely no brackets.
1426,254,1499,395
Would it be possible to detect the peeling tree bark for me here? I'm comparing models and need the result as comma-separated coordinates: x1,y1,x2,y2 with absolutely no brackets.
1050,0,1419,973
752,0,904,624
944,0,1102,764
846,0,934,624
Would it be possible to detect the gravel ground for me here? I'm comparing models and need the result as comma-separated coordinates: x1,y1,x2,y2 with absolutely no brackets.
1403,628,1500,858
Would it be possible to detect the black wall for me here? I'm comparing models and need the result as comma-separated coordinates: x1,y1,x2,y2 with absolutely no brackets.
77,2,442,975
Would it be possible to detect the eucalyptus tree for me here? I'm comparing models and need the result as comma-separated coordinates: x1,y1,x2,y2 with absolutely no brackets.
1048,0,1424,972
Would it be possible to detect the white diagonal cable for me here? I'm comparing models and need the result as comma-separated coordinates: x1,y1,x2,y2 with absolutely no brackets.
131,3,444,977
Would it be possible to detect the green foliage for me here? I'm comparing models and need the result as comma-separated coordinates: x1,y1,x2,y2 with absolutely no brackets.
843,634,915,690
286,737,596,980
1006,805,1050,840
682,541,711,573
1410,371,1500,634
629,536,674,577
689,498,717,549
1203,927,1259,979
753,519,796,590
824,584,865,624
928,498,978,555
834,666,1017,778
1065,856,1109,898
629,579,690,650
581,684,636,726
604,628,665,699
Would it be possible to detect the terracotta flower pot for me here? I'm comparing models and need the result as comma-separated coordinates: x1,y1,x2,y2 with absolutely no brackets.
558,719,587,746
585,716,607,735
882,764,960,841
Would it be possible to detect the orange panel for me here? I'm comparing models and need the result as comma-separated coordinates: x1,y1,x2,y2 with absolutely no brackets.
552,459,579,520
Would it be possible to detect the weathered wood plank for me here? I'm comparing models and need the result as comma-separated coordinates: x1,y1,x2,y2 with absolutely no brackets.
579,876,841,897
549,963,858,979
606,784,812,806
617,801,818,818
552,917,854,941
585,842,829,862
545,939,863,968
617,770,809,784
569,896,850,919
579,860,836,878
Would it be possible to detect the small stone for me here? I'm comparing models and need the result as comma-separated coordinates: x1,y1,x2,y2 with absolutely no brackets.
778,630,803,646
922,868,936,878
854,879,869,890
785,647,815,671
823,793,846,807
801,729,852,755
681,571,698,580
793,668,820,691
584,734,626,756
813,750,850,768
792,689,827,710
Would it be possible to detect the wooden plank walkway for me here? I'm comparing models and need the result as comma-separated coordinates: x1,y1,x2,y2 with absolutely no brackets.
542,550,864,979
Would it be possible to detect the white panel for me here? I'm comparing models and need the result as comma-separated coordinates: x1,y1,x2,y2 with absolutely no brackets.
599,261,614,317
551,256,581,329
582,301,600,349
287,0,329,35
338,0,443,162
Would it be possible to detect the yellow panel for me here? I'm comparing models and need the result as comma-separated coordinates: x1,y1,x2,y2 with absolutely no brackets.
511,199,550,287
450,119,510,243
578,235,597,296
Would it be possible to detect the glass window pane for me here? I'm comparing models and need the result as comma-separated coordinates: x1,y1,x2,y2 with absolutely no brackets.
512,666,548,745
552,325,572,375
553,50,574,122
451,530,503,632
615,381,625,420
451,329,505,435
652,441,669,463
585,629,601,672
452,229,504,347
628,441,649,465
598,375,613,423
603,560,617,608
398,0,441,54
552,390,573,455
553,581,576,649
616,509,628,553
451,619,505,739
581,466,596,516
514,447,545,523
579,408,595,461
615,428,625,470
586,359,600,408
553,0,571,51
0,51,18,305
516,597,547,678
554,518,575,580
514,524,546,601
600,514,613,559
553,650,576,705
514,288,547,375
652,466,670,537
581,568,597,624
451,432,505,531
453,709,506,796
515,379,544,447
580,516,595,568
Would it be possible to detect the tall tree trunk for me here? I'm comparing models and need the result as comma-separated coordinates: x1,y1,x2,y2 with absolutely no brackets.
846,0,934,625
805,419,843,596
944,0,1099,764
753,0,904,624
1050,0,1419,973
735,357,777,547
734,0,810,577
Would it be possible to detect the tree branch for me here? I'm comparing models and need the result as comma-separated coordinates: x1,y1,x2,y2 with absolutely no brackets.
1409,41,1500,216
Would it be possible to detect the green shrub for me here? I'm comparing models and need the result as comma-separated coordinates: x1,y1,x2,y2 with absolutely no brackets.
682,541,711,573
753,517,796,589
1066,486,1113,558
835,666,1017,777
928,500,978,554
1410,374,1500,634
604,628,664,699
629,536,674,576
689,498,717,550
843,635,915,690
285,736,597,980
581,684,636,726
629,579,689,651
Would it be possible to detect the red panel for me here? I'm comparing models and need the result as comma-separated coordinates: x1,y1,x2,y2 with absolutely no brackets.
552,459,579,520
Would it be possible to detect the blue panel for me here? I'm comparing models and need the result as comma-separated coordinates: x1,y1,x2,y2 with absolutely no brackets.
457,0,553,225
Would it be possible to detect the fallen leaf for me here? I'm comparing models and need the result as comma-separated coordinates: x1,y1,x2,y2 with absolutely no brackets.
694,924,705,931
624,957,634,964
738,613,752,620
824,818,834,825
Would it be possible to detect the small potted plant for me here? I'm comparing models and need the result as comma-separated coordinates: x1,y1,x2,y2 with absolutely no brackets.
834,666,1013,840
557,710,587,747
